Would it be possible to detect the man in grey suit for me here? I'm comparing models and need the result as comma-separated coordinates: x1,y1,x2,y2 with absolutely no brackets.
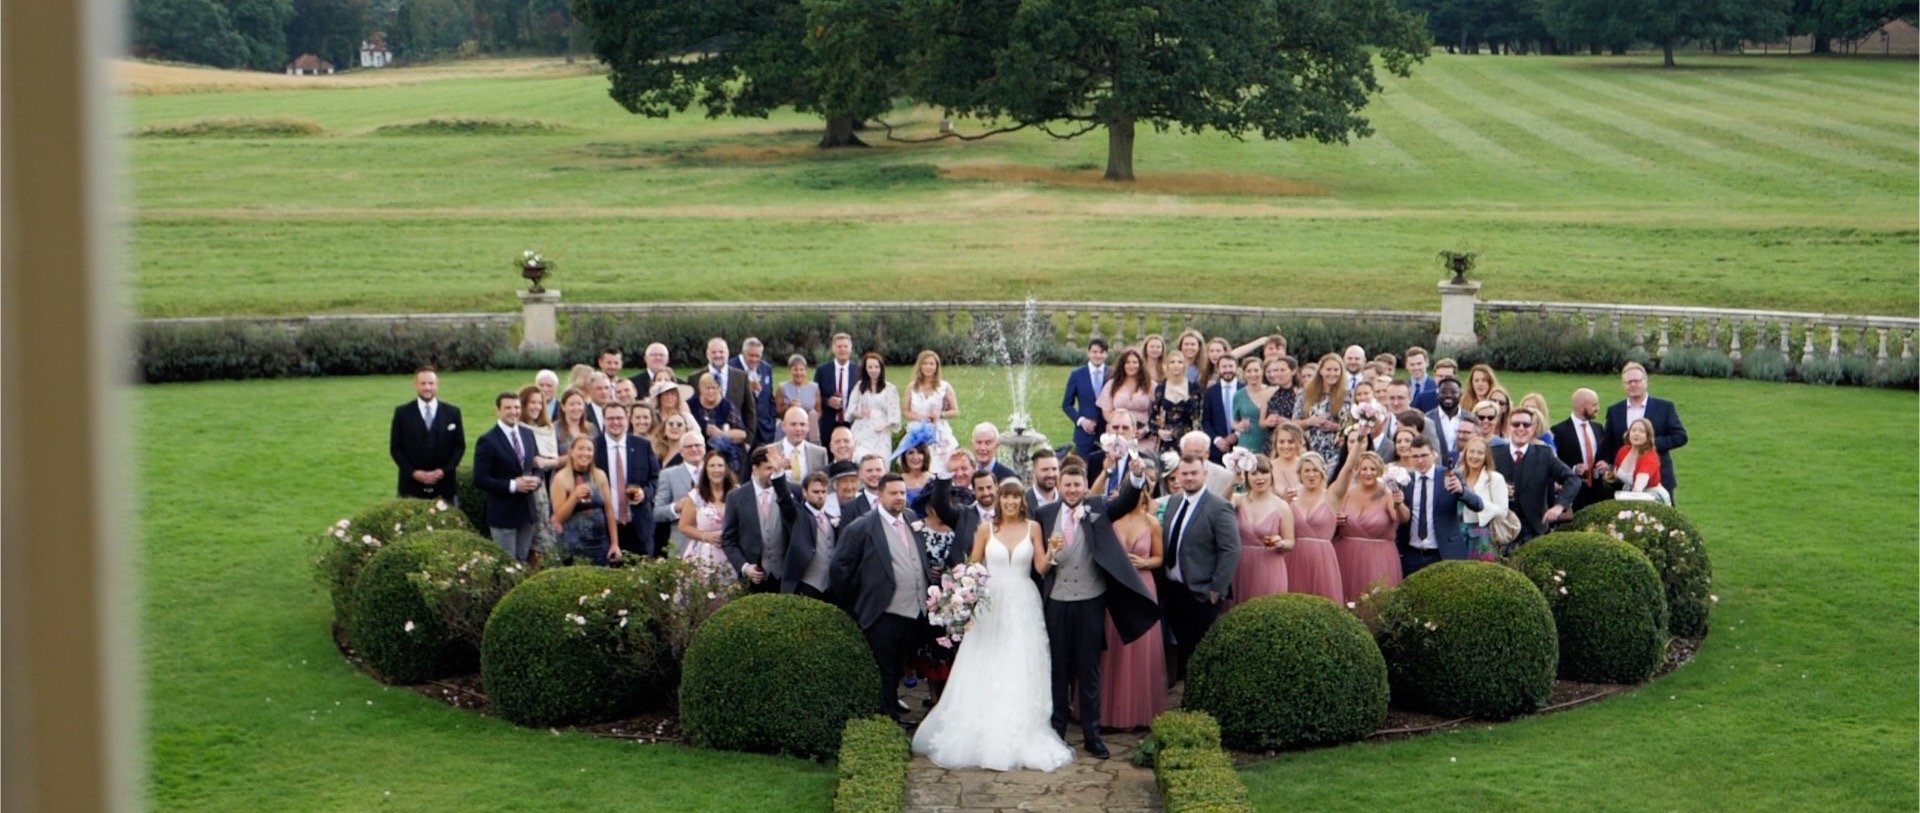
1179,431,1234,499
1157,453,1241,680
829,473,958,722
773,406,830,486
651,432,707,557
721,445,789,593
1395,437,1484,576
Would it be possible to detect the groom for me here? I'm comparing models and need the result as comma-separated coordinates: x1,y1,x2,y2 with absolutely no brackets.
829,473,961,722
1031,459,1159,759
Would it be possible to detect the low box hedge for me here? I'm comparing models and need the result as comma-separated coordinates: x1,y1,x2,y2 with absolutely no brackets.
832,716,909,813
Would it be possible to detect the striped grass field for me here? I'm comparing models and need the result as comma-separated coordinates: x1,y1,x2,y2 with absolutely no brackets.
126,54,1915,317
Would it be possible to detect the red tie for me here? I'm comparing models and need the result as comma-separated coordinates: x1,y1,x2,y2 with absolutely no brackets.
1513,447,1525,465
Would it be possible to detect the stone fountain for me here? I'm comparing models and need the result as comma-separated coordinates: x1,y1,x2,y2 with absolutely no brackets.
984,297,1052,481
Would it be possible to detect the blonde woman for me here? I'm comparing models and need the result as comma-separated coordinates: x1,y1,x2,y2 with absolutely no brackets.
1456,436,1509,561
1269,423,1307,498
1466,364,1501,409
1520,392,1557,452
1229,454,1293,607
1299,354,1348,470
1140,333,1169,386
565,364,597,399
1203,337,1231,387
550,435,619,565
554,387,596,453
1283,451,1344,602
1330,436,1404,602
650,379,698,433
1173,328,1206,386
905,349,960,450
1151,353,1198,448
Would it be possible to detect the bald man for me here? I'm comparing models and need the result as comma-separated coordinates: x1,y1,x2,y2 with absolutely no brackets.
1551,387,1615,510
1341,345,1368,393
774,406,830,485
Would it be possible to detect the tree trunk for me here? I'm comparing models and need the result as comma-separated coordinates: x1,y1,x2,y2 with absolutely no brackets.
1662,40,1676,67
1104,117,1136,182
1812,34,1832,54
818,116,868,149
1589,42,1602,55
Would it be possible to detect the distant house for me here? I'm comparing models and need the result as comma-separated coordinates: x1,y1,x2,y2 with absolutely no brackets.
360,33,392,69
286,54,335,76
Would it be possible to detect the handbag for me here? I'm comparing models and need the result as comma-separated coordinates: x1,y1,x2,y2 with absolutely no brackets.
1489,507,1522,546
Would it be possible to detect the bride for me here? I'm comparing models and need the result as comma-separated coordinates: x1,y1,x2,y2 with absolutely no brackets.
911,480,1074,771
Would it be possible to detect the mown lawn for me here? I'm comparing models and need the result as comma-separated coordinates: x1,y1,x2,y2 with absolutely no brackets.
139,366,1917,811
125,54,1916,317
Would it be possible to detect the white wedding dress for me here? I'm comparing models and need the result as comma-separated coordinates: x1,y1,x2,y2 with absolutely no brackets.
911,527,1073,772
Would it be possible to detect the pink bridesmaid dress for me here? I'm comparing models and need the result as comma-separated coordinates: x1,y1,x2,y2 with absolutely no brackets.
1229,504,1289,607
1334,498,1402,602
1100,528,1169,729
1284,500,1344,603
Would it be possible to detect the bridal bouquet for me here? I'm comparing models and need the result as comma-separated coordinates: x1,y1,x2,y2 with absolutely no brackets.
926,562,992,648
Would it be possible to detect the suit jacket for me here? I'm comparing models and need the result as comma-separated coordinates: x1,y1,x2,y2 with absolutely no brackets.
814,359,857,431
595,432,660,528
1604,397,1687,490
696,366,757,441
390,400,465,500
829,508,953,630
1061,365,1106,456
974,458,1018,484
651,463,700,555
1157,487,1241,597
1409,376,1439,413
1552,417,1616,508
1493,442,1580,541
473,422,538,528
1030,480,1160,644
1025,488,1060,519
1395,468,1485,560
1199,381,1242,462
1426,406,1466,465
841,490,878,527
731,356,778,446
1375,414,1443,464
775,439,831,484
772,476,834,593
721,476,791,581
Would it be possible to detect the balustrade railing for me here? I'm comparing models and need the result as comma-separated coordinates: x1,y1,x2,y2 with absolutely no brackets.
1480,300,1918,366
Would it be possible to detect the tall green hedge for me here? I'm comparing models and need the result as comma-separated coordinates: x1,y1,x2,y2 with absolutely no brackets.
1565,501,1713,637
1184,594,1388,750
347,530,501,684
1511,533,1669,684
679,594,879,759
1375,561,1557,720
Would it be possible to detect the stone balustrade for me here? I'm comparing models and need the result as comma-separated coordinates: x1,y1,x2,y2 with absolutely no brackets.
1480,300,1919,365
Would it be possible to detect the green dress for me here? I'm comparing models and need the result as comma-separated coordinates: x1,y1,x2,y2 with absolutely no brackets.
1233,387,1267,454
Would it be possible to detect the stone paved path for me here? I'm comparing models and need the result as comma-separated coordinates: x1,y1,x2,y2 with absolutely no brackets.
897,684,1163,813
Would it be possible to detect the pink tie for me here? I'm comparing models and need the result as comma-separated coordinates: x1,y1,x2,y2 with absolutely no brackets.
1062,507,1079,548
611,443,627,523
892,518,912,557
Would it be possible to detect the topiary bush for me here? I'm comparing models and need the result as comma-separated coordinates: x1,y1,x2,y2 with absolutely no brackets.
315,498,470,628
481,559,734,727
1510,533,1669,684
348,530,515,684
680,593,879,759
1566,501,1714,637
1374,561,1557,720
1184,594,1388,750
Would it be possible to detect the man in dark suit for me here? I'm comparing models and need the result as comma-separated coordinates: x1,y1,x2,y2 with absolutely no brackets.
731,337,778,446
829,473,961,721
698,337,756,440
1552,388,1616,510
473,391,542,562
1157,453,1241,680
628,342,672,400
839,453,887,526
815,332,857,433
1025,448,1062,516
773,406,831,486
389,365,465,502
595,345,624,386
1199,357,1241,463
594,402,660,558
1405,346,1439,412
1060,339,1110,474
1031,461,1159,759
721,445,789,593
1604,362,1688,504
1425,376,1466,467
1494,406,1580,546
1395,437,1484,576
773,471,838,600
967,422,1019,484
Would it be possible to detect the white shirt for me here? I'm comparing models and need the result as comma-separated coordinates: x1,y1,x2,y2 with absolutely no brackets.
835,361,851,397
1626,397,1648,428
1437,407,1460,449
418,397,438,424
782,439,810,477
1166,489,1205,583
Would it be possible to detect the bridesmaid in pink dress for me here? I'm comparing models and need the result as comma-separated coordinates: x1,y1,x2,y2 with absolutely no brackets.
1284,452,1345,603
1100,486,1169,730
1097,348,1159,455
1330,436,1405,602
1229,455,1292,607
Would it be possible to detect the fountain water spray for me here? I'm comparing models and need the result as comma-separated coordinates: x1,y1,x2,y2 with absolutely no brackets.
981,296,1051,480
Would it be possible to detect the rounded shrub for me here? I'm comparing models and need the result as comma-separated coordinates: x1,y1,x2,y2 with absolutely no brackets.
1375,561,1557,720
315,497,470,628
481,566,671,727
1567,500,1713,637
348,530,501,684
1184,594,1388,750
1510,533,1669,684
680,593,879,759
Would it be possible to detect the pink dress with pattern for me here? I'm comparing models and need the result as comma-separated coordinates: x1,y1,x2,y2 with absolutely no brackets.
1229,504,1289,607
1284,500,1344,603
1334,496,1401,602
681,494,733,576
1100,528,1168,729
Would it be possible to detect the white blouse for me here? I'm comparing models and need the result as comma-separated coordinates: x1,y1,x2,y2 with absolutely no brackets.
1459,468,1509,526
